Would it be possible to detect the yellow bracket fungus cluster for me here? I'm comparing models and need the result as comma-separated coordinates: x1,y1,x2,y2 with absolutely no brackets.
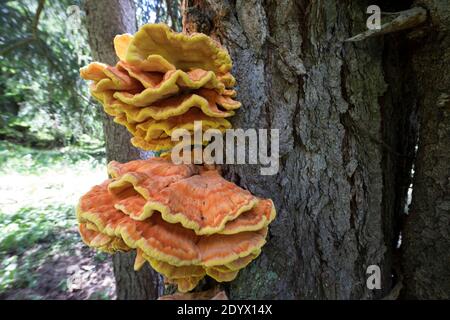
80,24,240,151
77,158,276,292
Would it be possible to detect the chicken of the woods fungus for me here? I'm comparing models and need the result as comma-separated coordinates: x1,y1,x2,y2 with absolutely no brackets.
77,24,277,294
77,158,276,292
80,23,241,151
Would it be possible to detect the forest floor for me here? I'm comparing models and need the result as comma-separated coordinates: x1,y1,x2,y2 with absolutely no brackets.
0,141,116,300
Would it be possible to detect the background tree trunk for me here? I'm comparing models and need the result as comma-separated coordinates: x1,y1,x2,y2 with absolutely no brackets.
84,0,163,300
183,0,416,299
403,0,450,299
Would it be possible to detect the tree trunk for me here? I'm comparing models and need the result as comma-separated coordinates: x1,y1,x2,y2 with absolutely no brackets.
403,0,450,299
84,0,163,300
183,0,416,299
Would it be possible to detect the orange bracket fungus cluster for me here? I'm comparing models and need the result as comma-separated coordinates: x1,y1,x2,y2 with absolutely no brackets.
80,23,240,151
77,158,275,292
78,24,276,294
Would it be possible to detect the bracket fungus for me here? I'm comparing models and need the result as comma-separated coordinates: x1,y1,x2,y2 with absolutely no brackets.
80,23,240,151
78,24,277,295
77,158,276,292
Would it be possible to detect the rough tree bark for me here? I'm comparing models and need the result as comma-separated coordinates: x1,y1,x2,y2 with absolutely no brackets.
183,0,416,299
403,0,450,299
84,0,163,300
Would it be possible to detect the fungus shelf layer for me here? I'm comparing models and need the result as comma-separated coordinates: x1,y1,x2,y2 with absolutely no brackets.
80,23,241,151
77,158,276,292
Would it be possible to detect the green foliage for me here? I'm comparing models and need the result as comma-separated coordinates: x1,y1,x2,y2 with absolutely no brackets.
0,205,75,254
0,0,102,147
0,205,78,292
0,1,182,148
0,141,107,295
0,140,105,174
0,255,18,292
0,230,83,293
